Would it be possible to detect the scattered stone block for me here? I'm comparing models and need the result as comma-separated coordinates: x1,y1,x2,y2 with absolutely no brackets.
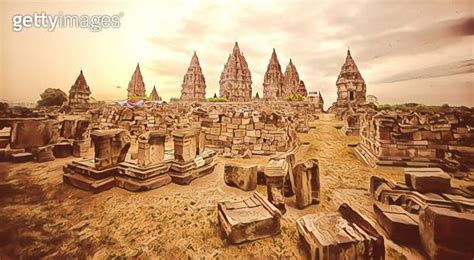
264,158,288,214
419,206,474,259
224,163,257,191
404,168,451,193
11,152,34,163
297,203,385,260
10,119,59,149
53,142,73,158
72,139,90,157
34,144,55,162
293,159,320,209
373,201,420,244
217,192,281,244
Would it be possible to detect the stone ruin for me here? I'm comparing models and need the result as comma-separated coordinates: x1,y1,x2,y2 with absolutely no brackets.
354,108,474,171
297,203,385,259
63,127,217,192
370,168,474,259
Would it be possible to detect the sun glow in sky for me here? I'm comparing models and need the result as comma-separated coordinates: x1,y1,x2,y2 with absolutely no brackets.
0,0,473,108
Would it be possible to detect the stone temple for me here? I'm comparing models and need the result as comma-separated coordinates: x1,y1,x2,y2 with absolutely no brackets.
149,85,161,101
127,63,146,98
219,42,252,102
283,59,302,97
181,52,207,102
329,49,366,112
68,70,91,111
262,49,284,100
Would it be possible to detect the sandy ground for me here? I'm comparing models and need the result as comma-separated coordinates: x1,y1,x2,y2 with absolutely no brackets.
0,114,458,259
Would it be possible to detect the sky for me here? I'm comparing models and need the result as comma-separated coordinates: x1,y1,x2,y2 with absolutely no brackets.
0,0,473,108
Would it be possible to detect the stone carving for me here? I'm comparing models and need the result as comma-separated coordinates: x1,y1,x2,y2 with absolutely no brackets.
219,42,252,102
137,130,166,167
172,129,196,162
68,70,91,111
224,163,258,191
262,49,284,100
217,192,281,244
181,52,207,101
293,159,320,209
91,129,131,170
404,168,451,193
264,158,289,214
297,203,385,260
127,63,146,98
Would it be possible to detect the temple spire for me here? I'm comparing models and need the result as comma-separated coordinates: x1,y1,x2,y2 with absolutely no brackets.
181,52,207,101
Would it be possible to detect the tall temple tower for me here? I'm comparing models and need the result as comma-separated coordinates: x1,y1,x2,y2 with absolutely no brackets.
219,42,252,102
334,49,366,107
282,59,301,97
149,85,161,101
127,63,146,98
68,70,91,111
262,49,284,100
181,52,207,101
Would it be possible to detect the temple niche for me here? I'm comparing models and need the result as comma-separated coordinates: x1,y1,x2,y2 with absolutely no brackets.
127,63,146,98
329,49,366,112
296,80,308,97
262,49,284,100
68,70,91,111
181,52,207,102
149,85,161,101
219,42,252,102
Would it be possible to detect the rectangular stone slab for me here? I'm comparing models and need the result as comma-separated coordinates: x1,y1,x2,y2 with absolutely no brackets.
217,192,281,244
404,168,451,193
297,203,385,260
373,201,420,244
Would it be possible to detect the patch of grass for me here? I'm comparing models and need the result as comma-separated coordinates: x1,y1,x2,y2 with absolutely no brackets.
208,97,228,102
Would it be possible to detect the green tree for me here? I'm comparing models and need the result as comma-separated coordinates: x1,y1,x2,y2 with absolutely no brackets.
37,88,68,106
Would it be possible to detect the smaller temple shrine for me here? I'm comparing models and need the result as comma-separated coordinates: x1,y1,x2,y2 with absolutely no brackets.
127,63,146,99
149,85,161,101
68,70,91,112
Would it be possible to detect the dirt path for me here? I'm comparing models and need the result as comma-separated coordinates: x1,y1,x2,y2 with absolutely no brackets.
0,115,426,259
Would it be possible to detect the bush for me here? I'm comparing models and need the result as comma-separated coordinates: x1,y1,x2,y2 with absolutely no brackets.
208,97,228,102
0,102,9,111
37,88,68,107
284,94,305,101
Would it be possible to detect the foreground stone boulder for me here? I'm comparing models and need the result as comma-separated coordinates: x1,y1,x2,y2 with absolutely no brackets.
224,163,258,191
264,158,289,214
217,192,281,244
293,159,320,209
297,203,385,259
419,206,474,259
373,201,420,244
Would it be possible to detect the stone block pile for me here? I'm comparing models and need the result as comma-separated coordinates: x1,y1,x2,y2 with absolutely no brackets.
354,108,474,171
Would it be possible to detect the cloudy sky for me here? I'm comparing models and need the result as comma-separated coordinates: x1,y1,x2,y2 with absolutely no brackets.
0,0,472,108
